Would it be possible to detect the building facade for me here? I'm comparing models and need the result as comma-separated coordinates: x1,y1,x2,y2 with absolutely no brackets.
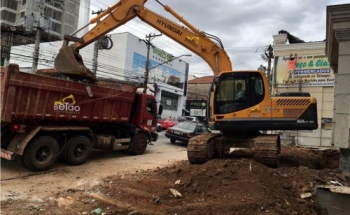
1,0,90,66
326,4,350,174
9,32,189,119
272,34,339,147
0,0,88,37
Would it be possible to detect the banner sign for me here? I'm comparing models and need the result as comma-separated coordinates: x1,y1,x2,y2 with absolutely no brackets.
276,54,334,87
188,100,207,117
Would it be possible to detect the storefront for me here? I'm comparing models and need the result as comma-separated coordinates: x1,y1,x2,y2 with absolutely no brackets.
272,35,334,147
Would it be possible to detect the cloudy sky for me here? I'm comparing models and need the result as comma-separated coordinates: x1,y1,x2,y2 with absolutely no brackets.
86,0,348,77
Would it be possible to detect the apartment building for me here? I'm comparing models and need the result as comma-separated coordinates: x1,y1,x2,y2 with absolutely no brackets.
1,0,88,37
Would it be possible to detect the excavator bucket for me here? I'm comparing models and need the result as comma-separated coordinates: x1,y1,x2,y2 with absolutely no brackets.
54,44,96,81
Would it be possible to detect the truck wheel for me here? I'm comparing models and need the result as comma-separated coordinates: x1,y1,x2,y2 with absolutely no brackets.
22,136,59,172
157,126,162,132
170,138,176,143
131,132,148,155
61,135,92,165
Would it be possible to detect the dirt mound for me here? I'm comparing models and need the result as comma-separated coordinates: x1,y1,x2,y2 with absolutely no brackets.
1,146,347,215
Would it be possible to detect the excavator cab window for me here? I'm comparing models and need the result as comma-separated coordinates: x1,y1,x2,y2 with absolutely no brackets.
214,72,265,114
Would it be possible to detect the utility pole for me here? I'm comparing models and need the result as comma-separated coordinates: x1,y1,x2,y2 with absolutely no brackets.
31,1,45,74
261,45,274,93
92,9,104,74
142,33,162,93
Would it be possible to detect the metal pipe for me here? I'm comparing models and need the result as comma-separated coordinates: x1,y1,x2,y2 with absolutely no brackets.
155,0,203,36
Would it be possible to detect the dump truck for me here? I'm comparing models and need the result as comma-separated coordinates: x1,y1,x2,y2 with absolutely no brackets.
1,64,158,171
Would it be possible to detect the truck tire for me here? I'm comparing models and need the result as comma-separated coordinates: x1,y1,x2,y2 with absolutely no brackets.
157,125,162,132
131,132,148,155
22,136,59,172
170,138,176,143
61,135,92,165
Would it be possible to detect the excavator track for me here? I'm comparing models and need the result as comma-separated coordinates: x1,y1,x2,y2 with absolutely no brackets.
188,133,281,167
252,134,281,167
187,133,221,164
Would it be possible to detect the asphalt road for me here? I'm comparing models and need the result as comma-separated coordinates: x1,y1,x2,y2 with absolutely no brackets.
0,131,188,201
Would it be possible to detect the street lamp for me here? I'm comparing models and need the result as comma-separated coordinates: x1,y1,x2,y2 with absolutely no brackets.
143,54,191,93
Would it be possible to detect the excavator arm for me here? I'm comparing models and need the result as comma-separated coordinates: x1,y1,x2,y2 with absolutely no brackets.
54,0,232,80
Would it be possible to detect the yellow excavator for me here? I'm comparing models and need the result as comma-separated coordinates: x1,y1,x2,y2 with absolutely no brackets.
54,0,318,167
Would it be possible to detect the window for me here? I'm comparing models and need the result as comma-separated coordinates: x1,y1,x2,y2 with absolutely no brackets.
214,72,265,114
20,12,25,18
1,0,18,10
22,0,26,5
146,98,157,116
51,22,61,33
161,91,178,111
45,7,62,21
132,52,185,89
196,126,203,133
1,10,16,23
201,125,209,133
64,13,75,25
64,25,75,35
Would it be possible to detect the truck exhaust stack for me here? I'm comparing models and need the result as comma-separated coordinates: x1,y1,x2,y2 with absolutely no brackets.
54,44,96,81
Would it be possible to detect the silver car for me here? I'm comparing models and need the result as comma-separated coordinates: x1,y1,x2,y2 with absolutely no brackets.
184,116,200,123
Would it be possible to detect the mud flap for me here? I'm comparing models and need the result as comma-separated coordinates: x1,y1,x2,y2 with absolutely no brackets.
54,44,97,81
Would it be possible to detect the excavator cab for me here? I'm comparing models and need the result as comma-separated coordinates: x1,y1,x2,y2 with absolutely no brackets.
214,72,265,117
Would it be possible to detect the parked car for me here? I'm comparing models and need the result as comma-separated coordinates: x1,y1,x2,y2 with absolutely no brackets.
157,123,162,132
165,122,210,144
158,118,177,130
183,116,200,123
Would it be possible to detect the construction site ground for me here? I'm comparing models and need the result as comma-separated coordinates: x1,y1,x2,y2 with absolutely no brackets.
1,141,348,215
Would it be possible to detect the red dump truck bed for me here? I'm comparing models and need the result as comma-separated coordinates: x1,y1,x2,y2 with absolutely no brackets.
1,64,137,125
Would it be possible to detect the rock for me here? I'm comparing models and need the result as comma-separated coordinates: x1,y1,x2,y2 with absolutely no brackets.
300,192,312,199
169,189,182,198
297,199,307,204
298,166,309,171
283,183,292,190
300,185,311,192
153,196,161,204
175,180,181,185
215,169,223,176
222,160,230,167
